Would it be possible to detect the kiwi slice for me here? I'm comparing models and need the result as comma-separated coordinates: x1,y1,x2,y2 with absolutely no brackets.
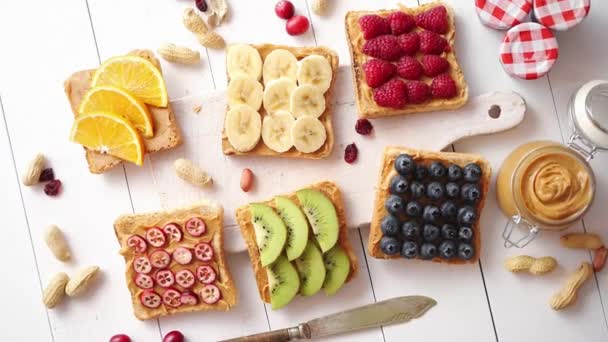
249,203,287,266
322,245,351,296
266,255,300,310
294,241,326,296
274,196,309,261
295,189,339,253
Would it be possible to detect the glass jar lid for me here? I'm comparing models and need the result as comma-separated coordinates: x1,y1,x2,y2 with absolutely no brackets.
568,80,608,158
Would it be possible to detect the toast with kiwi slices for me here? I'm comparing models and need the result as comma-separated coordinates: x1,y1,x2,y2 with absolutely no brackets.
235,181,358,309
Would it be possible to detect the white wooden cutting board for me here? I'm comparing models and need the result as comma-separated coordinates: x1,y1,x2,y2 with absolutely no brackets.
148,84,525,253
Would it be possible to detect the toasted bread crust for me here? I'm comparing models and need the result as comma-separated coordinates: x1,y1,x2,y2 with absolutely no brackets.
345,2,468,119
368,146,491,264
222,44,338,159
235,181,358,303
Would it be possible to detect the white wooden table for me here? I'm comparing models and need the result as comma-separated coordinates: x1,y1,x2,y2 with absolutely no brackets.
1,0,607,341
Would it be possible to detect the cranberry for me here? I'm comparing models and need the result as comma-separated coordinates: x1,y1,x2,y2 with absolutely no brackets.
39,168,55,182
286,15,309,36
344,143,358,164
109,334,131,342
195,0,208,12
275,0,295,19
163,330,185,342
44,179,61,196
355,119,373,135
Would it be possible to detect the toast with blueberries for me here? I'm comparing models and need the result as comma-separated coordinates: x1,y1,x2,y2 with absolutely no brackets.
369,146,491,264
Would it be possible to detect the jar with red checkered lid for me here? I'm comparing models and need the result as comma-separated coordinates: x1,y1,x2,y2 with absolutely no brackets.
475,0,533,30
532,0,590,31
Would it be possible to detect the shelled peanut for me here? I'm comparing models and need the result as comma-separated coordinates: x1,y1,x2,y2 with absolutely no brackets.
560,233,603,250
504,255,557,275
593,247,607,272
550,262,593,310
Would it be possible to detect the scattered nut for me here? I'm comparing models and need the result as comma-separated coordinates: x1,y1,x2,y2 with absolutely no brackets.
240,168,254,192
198,31,225,49
183,8,225,49
504,255,557,275
560,233,603,250
206,0,229,27
157,43,200,65
22,153,45,186
174,158,213,188
44,225,71,262
593,247,608,272
42,272,69,308
65,266,100,297
193,105,202,114
312,0,329,16
550,262,592,310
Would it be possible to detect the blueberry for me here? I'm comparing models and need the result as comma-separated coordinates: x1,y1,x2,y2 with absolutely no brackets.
385,195,405,216
441,224,458,240
461,183,481,203
447,164,463,181
426,182,444,200
428,161,446,179
420,243,438,260
439,240,457,259
389,175,409,195
410,181,425,199
463,163,482,182
381,216,401,237
394,154,416,176
458,243,475,260
401,241,419,259
414,165,427,180
457,206,477,225
405,201,422,217
440,201,458,222
445,182,460,198
422,224,440,242
458,226,474,242
422,205,441,223
401,220,421,240
380,236,401,255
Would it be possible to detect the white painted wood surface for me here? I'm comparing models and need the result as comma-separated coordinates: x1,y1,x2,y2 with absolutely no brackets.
0,0,606,341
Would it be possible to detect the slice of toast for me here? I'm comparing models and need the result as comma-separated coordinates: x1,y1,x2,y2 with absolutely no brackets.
369,146,491,264
222,44,338,159
235,181,358,303
345,2,468,118
64,50,182,174
114,202,237,320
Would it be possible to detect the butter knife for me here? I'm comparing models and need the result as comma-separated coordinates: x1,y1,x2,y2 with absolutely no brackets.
219,295,436,342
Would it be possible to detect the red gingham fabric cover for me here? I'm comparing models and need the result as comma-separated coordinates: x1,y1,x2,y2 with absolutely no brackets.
499,22,559,80
533,0,590,31
475,0,533,30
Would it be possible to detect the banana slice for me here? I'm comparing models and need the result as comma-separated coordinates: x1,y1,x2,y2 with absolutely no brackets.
291,116,327,153
262,111,295,153
290,84,326,118
225,105,262,152
263,77,297,115
227,75,263,110
263,49,298,85
297,55,333,94
227,44,263,80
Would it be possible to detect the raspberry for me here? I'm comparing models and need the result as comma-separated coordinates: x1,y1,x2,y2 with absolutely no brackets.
44,179,62,196
421,55,449,77
358,15,390,40
344,143,358,164
38,168,55,182
373,79,407,108
387,11,415,35
396,56,423,80
406,81,431,104
419,30,449,55
362,59,396,88
397,32,420,55
415,5,449,34
431,74,457,99
355,118,373,135
362,35,403,61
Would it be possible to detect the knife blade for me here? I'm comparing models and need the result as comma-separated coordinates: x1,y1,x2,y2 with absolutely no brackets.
219,295,436,342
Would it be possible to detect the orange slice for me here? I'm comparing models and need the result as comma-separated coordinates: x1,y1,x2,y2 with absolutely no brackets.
78,85,154,138
70,112,145,166
91,55,168,107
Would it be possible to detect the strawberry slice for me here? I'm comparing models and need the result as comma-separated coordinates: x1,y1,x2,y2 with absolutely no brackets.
134,273,154,289
200,284,221,304
175,269,196,288
162,288,182,308
185,217,207,237
180,290,199,305
154,269,175,288
149,250,171,269
194,242,214,262
133,256,152,274
127,235,147,254
196,265,217,284
145,227,166,248
162,223,182,243
140,290,162,308
173,247,193,265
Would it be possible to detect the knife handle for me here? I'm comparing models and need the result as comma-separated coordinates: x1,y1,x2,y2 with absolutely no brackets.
220,324,310,342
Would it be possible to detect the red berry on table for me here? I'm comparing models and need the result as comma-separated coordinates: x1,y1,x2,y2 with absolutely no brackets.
396,55,423,80
355,118,373,135
419,30,449,55
406,81,431,104
275,0,295,20
373,79,407,108
344,143,358,164
163,330,185,342
44,179,61,196
397,32,420,55
363,59,396,88
362,35,403,61
431,74,457,99
416,5,449,34
421,55,449,77
387,11,415,35
195,0,208,12
109,334,131,342
358,15,390,39
38,168,55,182
286,15,310,36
